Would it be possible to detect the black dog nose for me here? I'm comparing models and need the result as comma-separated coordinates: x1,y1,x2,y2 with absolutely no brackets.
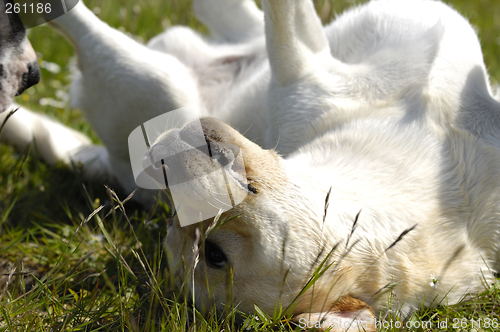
16,61,40,96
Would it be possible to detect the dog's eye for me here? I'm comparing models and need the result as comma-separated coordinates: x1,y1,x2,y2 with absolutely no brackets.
204,241,227,269
247,183,257,194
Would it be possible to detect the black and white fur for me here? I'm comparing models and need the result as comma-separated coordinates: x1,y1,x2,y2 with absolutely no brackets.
0,0,40,113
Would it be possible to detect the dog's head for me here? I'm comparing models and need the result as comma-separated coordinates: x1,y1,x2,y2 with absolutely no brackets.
0,0,40,112
149,118,374,329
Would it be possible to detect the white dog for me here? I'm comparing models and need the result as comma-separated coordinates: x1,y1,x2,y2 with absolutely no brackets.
1,0,500,330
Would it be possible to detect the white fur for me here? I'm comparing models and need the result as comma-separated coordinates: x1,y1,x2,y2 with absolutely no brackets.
1,0,500,327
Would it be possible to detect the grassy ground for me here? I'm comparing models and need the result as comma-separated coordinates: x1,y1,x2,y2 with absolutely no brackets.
1,0,500,331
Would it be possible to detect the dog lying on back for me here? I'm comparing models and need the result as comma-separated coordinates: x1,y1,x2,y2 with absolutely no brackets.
0,0,39,113
1,0,500,330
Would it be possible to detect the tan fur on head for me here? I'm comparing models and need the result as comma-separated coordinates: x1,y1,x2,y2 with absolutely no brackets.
164,118,384,323
163,118,301,314
165,107,500,324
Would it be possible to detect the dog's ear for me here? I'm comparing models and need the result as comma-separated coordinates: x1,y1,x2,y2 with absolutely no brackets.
292,296,376,332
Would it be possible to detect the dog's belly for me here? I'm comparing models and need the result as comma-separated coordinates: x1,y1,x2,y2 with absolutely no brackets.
298,117,500,244
194,53,271,144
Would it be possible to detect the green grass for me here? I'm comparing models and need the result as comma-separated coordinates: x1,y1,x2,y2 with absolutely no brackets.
1,0,500,331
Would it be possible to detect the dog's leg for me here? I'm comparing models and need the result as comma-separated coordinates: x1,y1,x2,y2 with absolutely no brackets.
0,104,111,181
412,3,500,147
192,0,263,42
262,0,331,87
49,1,199,163
261,0,348,154
46,1,203,198
454,68,500,148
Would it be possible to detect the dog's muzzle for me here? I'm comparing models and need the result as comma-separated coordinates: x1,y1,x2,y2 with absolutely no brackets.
16,61,40,96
